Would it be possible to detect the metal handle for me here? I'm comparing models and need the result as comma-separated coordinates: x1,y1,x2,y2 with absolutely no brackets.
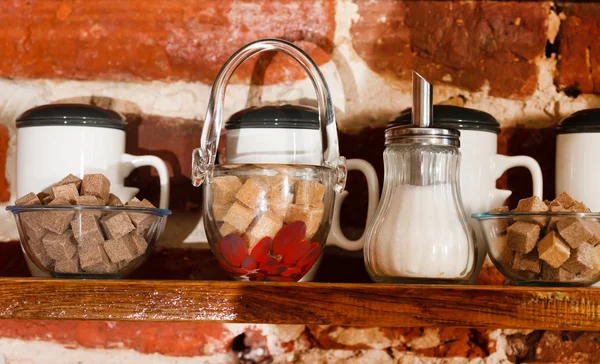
192,38,346,191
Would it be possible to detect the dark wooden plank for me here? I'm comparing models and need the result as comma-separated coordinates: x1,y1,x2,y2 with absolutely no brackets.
0,278,599,330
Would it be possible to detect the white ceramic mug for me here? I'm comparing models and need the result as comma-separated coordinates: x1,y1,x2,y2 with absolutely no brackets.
459,129,543,281
15,104,170,208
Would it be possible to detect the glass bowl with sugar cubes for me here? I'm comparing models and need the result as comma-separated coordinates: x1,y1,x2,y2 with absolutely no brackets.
473,193,600,286
191,39,348,281
7,173,171,278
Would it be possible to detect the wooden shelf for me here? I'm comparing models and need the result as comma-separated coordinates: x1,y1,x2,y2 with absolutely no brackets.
1,242,600,330
1,279,600,330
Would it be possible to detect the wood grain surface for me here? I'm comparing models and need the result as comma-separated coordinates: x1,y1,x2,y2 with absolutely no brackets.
0,278,599,330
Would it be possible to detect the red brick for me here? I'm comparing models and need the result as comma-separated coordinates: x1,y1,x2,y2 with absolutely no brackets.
0,1,335,84
351,1,549,98
536,330,600,362
0,125,9,202
556,4,600,94
0,320,234,356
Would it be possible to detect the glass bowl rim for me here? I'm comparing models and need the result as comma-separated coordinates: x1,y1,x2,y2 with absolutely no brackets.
6,205,171,217
472,211,600,220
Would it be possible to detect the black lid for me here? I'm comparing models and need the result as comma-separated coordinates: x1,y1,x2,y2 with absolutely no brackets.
557,109,600,134
16,104,127,130
389,105,501,134
225,104,320,130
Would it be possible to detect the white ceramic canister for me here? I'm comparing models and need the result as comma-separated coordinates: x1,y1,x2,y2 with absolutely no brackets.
16,104,170,208
391,105,543,282
556,109,600,211
225,105,379,281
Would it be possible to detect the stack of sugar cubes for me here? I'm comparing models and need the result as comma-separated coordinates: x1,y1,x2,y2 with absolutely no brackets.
211,169,326,252
15,173,157,275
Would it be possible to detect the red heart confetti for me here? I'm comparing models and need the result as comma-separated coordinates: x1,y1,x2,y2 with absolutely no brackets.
273,221,306,255
250,237,273,264
241,256,258,271
260,256,279,271
297,242,320,267
218,234,248,267
247,272,265,281
282,240,311,264
281,266,302,278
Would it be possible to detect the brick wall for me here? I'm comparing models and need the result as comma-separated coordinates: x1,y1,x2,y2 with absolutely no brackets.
1,1,600,362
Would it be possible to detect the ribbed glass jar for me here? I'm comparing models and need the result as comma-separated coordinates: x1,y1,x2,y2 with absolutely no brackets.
364,143,476,284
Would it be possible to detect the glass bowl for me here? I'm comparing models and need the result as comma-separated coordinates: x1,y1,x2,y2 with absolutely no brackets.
472,211,600,286
203,164,336,281
6,205,171,278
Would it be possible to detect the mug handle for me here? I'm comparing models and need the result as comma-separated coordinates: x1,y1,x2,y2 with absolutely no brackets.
121,154,170,209
327,159,379,251
492,154,543,199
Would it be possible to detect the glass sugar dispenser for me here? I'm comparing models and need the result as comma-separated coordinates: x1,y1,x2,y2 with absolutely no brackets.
364,72,476,284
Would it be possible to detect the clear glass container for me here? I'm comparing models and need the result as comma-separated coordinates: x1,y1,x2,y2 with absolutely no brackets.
191,39,347,281
364,72,476,284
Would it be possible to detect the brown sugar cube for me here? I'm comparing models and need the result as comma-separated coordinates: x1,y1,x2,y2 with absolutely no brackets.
71,214,105,247
51,183,79,203
125,198,156,232
556,218,600,248
16,193,43,227
512,252,541,273
79,244,116,274
37,192,50,203
269,195,294,220
222,201,257,233
213,204,231,221
547,201,568,230
219,222,239,237
285,203,324,240
295,181,326,207
55,174,82,190
569,201,591,213
555,192,578,209
28,238,54,268
40,198,75,234
513,196,549,226
101,212,135,240
562,242,595,274
244,211,283,249
43,231,77,261
75,195,104,206
104,235,140,264
542,263,575,282
236,178,268,209
537,231,571,268
130,233,148,255
490,235,515,266
488,206,510,234
22,216,46,241
15,192,41,206
81,174,110,202
108,193,124,206
263,175,294,204
75,195,104,218
507,221,540,254
54,255,81,274
212,176,243,205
